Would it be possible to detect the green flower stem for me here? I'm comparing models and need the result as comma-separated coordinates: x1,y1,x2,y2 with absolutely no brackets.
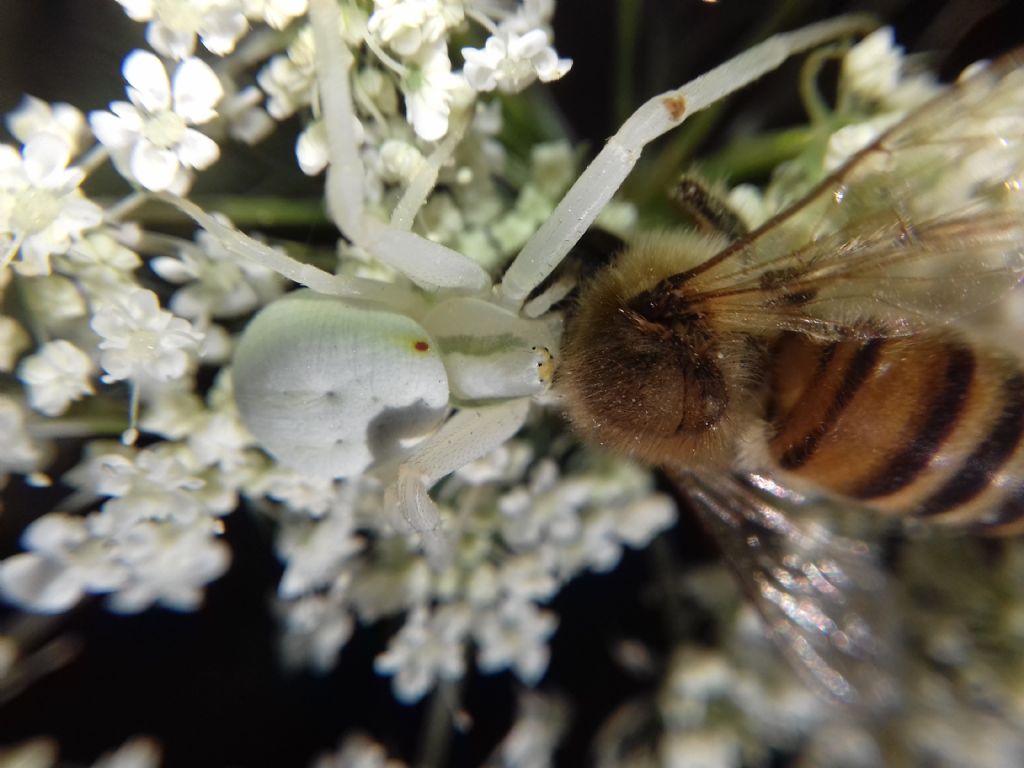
613,0,641,127
26,397,130,439
499,89,571,162
215,26,292,77
697,124,819,181
9,272,49,347
183,196,332,229
28,416,127,439
78,143,111,176
103,191,148,225
417,677,464,768
98,196,331,230
0,634,81,708
799,44,847,124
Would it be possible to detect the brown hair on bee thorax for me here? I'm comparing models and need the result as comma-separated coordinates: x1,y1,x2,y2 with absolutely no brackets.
558,232,766,470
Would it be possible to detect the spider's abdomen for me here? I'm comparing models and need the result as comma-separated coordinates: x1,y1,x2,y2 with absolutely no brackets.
233,291,449,479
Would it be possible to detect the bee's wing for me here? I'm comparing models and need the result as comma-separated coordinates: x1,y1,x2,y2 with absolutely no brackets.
682,52,1024,340
673,469,903,709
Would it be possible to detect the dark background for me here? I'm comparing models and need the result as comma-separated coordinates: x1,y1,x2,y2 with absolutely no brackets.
1,1,1023,766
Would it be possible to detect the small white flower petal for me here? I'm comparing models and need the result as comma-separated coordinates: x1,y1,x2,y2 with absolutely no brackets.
295,121,328,175
152,347,189,380
89,105,140,149
176,128,220,169
842,27,902,102
14,239,57,276
122,50,172,112
172,58,224,124
163,166,194,196
130,141,181,191
147,22,198,59
536,55,572,83
407,100,449,141
22,133,72,188
7,96,88,151
150,255,196,283
110,100,146,126
116,0,154,21
0,553,85,613
508,28,549,59
22,513,88,554
259,0,308,28
199,11,249,56
0,143,22,174
19,340,95,416
92,736,162,768
58,196,104,231
462,53,498,92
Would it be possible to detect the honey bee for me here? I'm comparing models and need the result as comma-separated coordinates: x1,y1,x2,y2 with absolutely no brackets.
559,50,1024,705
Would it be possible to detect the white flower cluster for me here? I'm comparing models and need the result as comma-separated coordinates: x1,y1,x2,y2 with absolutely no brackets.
311,733,406,768
0,435,233,614
593,533,1024,768
273,432,674,702
258,0,569,154
0,0,575,616
0,735,161,768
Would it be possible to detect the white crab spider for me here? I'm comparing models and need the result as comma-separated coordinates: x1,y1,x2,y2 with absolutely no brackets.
170,2,872,564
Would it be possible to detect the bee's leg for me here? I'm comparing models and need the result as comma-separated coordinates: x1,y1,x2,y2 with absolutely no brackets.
670,175,749,241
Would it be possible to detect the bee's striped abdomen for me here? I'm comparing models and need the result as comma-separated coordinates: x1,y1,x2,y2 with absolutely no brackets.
767,333,1024,534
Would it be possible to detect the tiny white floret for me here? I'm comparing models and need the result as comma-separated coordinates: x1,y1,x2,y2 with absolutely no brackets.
90,50,224,191
18,339,95,416
91,288,204,383
115,0,249,59
841,27,902,102
462,29,572,94
0,132,103,275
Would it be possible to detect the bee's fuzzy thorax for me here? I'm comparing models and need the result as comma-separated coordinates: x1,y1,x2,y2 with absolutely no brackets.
558,231,766,470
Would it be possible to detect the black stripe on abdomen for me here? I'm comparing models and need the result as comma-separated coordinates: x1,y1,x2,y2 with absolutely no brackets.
977,485,1024,531
853,345,975,499
779,339,884,470
916,372,1024,518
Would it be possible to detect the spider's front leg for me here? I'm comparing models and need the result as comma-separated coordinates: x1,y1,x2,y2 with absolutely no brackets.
391,297,555,565
308,0,489,294
499,13,876,307
388,398,532,568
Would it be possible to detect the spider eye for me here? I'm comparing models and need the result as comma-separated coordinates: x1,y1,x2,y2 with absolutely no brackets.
232,291,449,478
